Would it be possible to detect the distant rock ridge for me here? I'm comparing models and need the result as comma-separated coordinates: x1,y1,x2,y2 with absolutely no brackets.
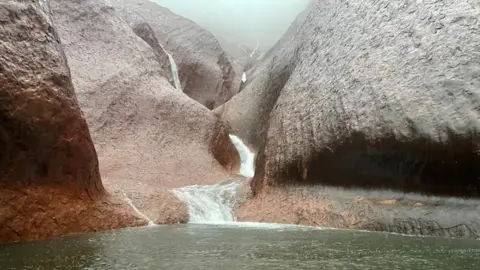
115,0,241,109
50,0,240,229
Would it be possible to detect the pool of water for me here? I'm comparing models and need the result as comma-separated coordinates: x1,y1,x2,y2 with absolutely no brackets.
1,223,479,269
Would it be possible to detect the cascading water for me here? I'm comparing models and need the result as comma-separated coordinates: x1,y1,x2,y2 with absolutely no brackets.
172,181,241,223
159,44,182,90
172,134,255,223
228,134,255,178
241,72,247,83
166,52,182,90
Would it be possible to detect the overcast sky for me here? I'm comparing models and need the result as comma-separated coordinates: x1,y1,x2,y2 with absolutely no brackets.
152,0,309,50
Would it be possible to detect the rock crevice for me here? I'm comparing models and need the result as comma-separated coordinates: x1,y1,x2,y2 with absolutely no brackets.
115,0,240,109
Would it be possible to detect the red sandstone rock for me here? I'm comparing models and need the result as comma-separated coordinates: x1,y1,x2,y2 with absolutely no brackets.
50,0,240,225
0,0,144,244
0,187,146,243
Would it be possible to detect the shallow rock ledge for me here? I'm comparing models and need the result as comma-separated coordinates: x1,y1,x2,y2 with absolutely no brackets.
237,185,480,239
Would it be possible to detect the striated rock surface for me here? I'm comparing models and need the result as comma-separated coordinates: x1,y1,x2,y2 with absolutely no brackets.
0,0,144,244
50,0,240,225
237,186,480,239
223,0,480,237
115,0,240,109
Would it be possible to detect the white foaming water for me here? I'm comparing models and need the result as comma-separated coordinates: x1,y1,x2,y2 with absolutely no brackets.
172,135,255,223
241,72,247,82
172,181,241,223
122,190,156,227
228,134,255,178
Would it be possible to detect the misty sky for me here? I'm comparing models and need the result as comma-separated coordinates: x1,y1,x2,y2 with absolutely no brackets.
152,0,309,50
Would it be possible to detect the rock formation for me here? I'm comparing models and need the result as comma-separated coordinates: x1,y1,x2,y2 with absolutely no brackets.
49,0,239,224
222,0,480,237
217,38,264,70
0,0,144,244
114,0,240,109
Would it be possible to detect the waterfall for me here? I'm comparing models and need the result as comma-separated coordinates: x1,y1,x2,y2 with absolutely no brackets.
172,134,255,223
172,181,241,223
166,52,182,90
159,44,182,90
122,190,156,227
250,40,260,58
241,72,247,83
228,134,255,178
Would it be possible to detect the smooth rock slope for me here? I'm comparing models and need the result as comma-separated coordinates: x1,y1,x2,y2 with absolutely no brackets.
0,0,143,243
223,0,480,238
115,0,240,109
50,0,239,224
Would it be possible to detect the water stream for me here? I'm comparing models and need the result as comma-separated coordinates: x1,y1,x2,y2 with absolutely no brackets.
228,134,255,178
166,52,182,90
172,181,241,223
159,44,182,90
172,134,255,223
121,190,156,227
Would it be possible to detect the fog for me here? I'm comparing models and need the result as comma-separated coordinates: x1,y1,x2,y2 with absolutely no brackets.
152,0,309,51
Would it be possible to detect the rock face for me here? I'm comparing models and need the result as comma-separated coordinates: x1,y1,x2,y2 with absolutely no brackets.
50,0,239,224
0,0,100,195
217,38,264,71
222,0,480,237
238,186,480,239
115,0,240,109
0,0,144,244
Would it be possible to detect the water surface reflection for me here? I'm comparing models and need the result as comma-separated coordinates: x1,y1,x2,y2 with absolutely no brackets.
0,224,479,269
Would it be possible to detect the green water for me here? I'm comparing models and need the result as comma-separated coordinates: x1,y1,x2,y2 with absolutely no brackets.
0,223,479,269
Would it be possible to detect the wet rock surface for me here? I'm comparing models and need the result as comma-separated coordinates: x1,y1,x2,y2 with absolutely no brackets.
0,0,99,194
238,186,480,239
221,0,480,196
223,0,480,237
50,0,240,226
0,0,144,243
115,0,240,109
0,187,146,243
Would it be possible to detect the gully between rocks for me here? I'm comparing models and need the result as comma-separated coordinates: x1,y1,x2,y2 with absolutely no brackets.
172,134,255,223
117,134,255,225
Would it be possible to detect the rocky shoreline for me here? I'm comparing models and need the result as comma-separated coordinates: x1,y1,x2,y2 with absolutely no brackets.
235,184,480,239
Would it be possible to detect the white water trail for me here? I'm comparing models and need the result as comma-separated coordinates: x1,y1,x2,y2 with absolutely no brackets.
166,52,182,90
172,134,255,223
250,40,260,58
241,72,247,83
172,181,241,223
122,190,156,227
228,134,255,178
258,51,266,60
159,44,182,90
238,45,250,56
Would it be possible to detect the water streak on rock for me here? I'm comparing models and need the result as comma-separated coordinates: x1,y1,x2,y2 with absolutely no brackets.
122,190,156,226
